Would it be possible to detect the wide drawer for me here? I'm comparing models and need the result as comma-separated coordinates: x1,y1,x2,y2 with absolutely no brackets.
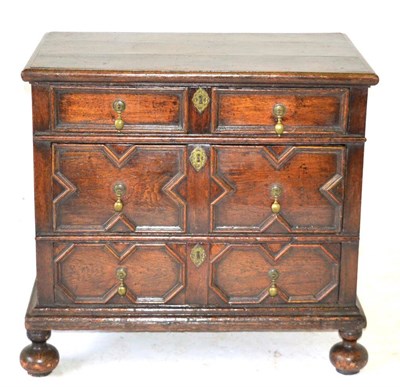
211,87,349,134
51,86,188,133
49,241,339,305
50,144,344,234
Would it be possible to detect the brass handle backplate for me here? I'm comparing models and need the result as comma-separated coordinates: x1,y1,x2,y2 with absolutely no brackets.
189,146,207,172
113,183,126,212
116,267,127,296
273,103,286,136
271,185,282,214
113,99,126,131
268,268,280,297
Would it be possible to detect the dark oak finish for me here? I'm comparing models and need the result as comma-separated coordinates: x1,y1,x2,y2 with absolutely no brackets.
22,33,378,85
26,284,367,332
21,33,378,376
212,88,349,134
37,240,341,307
20,330,59,377
54,86,187,132
52,144,187,233
55,242,186,304
210,146,344,233
330,330,368,374
188,88,212,134
210,243,339,305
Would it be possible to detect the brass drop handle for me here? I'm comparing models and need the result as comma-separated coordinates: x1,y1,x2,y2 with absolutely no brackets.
268,269,280,297
116,267,127,296
273,103,287,136
113,99,126,131
113,183,126,212
271,185,282,214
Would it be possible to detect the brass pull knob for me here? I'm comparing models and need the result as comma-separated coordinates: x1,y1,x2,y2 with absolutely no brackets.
113,99,126,131
271,185,282,214
268,269,280,297
113,183,126,212
273,103,286,136
116,267,127,296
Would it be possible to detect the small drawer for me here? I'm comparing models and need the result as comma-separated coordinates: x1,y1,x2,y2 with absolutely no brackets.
211,88,349,135
209,242,340,305
53,242,186,304
51,86,188,133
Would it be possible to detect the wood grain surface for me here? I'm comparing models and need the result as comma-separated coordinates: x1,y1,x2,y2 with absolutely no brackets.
22,33,378,85
21,33,378,375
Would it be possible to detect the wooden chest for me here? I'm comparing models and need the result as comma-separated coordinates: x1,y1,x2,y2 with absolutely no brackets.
20,33,378,376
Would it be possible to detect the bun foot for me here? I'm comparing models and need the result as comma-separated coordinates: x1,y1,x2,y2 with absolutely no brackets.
20,330,59,377
329,330,368,375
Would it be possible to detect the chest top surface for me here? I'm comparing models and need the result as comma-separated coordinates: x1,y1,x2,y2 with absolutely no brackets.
22,32,378,85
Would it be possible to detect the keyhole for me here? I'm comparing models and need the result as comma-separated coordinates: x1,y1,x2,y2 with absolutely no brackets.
198,96,203,104
197,154,201,163
197,251,201,260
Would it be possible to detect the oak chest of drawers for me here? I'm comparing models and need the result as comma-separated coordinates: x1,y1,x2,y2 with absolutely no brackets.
20,32,378,376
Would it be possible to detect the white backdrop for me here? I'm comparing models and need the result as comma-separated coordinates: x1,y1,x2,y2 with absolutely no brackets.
0,1,398,386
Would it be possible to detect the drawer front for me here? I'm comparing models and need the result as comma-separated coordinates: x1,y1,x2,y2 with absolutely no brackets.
51,241,338,306
51,144,344,234
209,242,340,305
52,144,187,232
54,242,186,304
212,88,349,134
211,146,345,233
52,86,188,133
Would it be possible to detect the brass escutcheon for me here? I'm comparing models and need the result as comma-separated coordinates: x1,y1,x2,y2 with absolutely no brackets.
192,88,210,114
272,103,287,136
116,267,127,296
113,99,126,131
189,147,207,172
268,268,280,297
190,244,206,267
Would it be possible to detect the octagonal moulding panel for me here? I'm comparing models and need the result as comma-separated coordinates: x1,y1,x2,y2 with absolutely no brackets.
210,243,339,305
55,244,120,303
121,244,185,304
210,245,274,304
276,244,339,303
